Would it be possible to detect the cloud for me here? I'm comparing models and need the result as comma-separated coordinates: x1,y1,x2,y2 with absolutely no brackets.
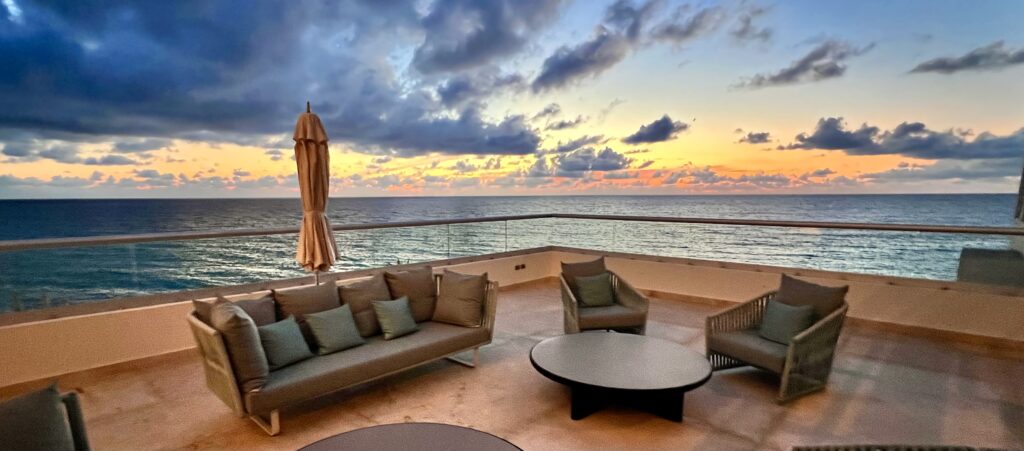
738,131,772,144
112,138,173,153
910,41,1024,74
651,5,723,45
549,135,605,153
412,0,566,74
436,71,525,108
730,5,772,43
83,154,139,165
0,2,544,158
735,40,873,89
863,158,1022,182
622,115,689,144
265,149,284,161
553,146,633,176
531,0,657,92
453,160,478,173
780,117,1024,160
532,103,561,120
545,115,587,131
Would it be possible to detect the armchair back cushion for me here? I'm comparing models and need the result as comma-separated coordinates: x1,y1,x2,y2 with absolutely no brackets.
433,270,487,327
561,257,607,297
273,283,342,348
338,274,391,337
384,267,438,322
258,316,315,370
0,384,75,451
209,297,269,392
775,275,848,319
575,272,615,307
758,300,815,344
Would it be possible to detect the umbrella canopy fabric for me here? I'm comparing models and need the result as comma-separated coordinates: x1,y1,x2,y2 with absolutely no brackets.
293,107,338,273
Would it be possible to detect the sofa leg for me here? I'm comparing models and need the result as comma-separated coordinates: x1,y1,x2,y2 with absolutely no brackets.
250,410,280,436
446,348,479,368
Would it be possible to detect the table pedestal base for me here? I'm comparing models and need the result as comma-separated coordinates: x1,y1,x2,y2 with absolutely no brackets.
569,386,684,422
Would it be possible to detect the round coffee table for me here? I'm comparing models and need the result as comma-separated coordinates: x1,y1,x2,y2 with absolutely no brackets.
298,423,521,451
530,333,711,422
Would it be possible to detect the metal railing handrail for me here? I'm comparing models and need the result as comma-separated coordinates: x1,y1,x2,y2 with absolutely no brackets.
0,213,1021,252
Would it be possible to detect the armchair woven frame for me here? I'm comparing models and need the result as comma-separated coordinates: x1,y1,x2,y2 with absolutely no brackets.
560,270,649,335
705,291,848,403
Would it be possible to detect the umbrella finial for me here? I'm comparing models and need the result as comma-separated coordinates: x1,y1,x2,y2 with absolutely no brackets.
306,101,311,113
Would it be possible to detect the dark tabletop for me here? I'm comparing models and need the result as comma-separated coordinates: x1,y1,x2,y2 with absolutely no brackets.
297,423,521,451
530,333,712,391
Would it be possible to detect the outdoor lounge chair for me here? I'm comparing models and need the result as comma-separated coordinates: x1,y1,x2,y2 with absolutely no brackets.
706,274,849,403
560,257,649,334
0,385,91,451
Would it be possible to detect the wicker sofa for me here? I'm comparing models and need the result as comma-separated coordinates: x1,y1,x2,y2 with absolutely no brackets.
187,273,497,435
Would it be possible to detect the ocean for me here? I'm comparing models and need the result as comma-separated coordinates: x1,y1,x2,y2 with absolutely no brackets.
0,194,1017,312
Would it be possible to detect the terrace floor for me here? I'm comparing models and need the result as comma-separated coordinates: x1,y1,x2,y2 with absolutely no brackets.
5,279,1024,450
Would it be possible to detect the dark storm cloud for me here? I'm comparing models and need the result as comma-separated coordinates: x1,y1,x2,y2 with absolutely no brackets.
735,40,873,89
412,0,566,74
0,1,542,158
531,0,658,92
910,41,1024,74
622,115,689,144
780,117,1024,160
651,5,723,44
738,131,772,144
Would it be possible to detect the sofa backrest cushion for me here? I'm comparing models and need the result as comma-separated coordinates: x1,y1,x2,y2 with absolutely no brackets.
575,272,615,307
384,267,437,322
210,297,269,393
775,275,848,319
561,257,607,297
338,274,391,337
273,283,342,349
433,270,488,327
0,384,75,451
193,291,276,327
306,304,366,355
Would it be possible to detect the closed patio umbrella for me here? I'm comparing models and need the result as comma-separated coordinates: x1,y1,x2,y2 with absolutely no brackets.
293,102,338,283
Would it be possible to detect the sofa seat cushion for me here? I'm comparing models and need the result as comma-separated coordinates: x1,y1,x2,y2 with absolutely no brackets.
577,304,645,330
245,322,489,415
707,329,788,373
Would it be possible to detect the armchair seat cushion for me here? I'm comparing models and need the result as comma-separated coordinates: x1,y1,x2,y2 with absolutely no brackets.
707,329,788,373
245,321,488,415
578,304,645,330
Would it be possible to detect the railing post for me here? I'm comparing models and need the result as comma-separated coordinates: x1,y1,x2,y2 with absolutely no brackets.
504,220,508,252
447,223,451,259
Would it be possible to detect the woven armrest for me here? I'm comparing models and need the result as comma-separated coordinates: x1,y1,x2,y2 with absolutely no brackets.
609,271,649,311
706,291,774,335
559,275,582,334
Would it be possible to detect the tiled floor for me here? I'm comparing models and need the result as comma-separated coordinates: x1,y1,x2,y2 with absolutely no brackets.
7,280,1023,450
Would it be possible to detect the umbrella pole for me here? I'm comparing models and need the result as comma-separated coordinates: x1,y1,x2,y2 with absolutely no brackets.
314,270,320,285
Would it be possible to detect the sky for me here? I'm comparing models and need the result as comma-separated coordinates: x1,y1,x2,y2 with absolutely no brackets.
0,0,1022,198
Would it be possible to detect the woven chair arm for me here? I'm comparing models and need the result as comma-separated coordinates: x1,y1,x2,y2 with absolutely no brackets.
559,275,581,333
706,291,774,335
609,271,649,311
788,303,848,373
481,280,499,336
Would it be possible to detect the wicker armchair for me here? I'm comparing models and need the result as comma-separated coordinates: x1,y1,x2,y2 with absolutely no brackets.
560,270,649,335
706,291,848,403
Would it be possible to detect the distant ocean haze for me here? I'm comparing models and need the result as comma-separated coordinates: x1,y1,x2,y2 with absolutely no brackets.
0,194,1016,312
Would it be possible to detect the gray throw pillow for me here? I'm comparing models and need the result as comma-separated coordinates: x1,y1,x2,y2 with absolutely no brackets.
272,283,342,348
338,274,391,337
0,384,75,451
575,272,615,307
384,267,437,322
776,275,848,319
433,270,487,327
306,304,366,355
210,297,269,392
561,257,607,297
258,316,315,370
372,296,419,340
759,299,815,344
